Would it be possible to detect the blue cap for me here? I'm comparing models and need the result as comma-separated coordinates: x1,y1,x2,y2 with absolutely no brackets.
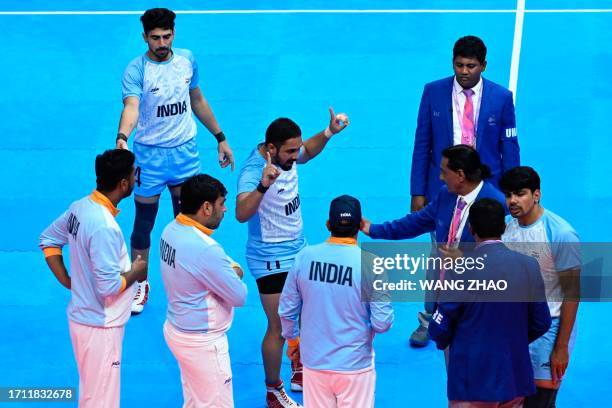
329,195,361,234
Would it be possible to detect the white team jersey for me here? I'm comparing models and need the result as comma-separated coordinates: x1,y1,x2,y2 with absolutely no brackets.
160,214,247,333
39,192,136,327
258,164,303,243
237,146,306,268
279,239,394,371
122,48,199,147
502,209,581,317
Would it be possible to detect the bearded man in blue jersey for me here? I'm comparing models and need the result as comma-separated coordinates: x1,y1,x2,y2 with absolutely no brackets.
115,8,235,314
236,110,349,407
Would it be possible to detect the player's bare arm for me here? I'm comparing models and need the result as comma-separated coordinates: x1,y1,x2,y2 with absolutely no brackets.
189,86,235,170
550,266,580,384
116,96,140,149
298,107,349,164
45,254,71,289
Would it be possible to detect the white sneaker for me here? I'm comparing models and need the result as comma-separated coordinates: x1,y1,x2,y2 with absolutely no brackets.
131,280,150,314
266,381,302,408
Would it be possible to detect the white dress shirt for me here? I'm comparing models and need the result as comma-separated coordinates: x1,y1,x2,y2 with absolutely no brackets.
452,77,483,146
449,180,484,246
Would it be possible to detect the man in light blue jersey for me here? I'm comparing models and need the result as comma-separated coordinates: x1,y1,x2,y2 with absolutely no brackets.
161,174,247,407
279,195,394,407
236,110,349,407
39,150,147,407
115,8,235,314
500,167,581,408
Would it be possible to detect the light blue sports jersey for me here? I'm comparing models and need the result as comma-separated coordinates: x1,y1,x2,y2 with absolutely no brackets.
237,146,306,278
502,209,581,317
122,48,199,148
160,214,247,333
39,192,137,327
279,238,394,371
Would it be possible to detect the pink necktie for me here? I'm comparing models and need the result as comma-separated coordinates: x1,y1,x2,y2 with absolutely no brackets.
447,198,467,247
440,198,467,282
461,88,475,146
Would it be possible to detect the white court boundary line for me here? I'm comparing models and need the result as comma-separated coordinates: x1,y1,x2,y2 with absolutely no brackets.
4,6,605,99
509,0,525,102
3,6,604,97
1,9,612,15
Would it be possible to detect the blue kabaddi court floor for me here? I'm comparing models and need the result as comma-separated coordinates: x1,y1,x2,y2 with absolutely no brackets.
1,0,611,406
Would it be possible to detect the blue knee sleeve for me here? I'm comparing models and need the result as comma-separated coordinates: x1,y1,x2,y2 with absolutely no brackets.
131,201,159,250
171,194,181,217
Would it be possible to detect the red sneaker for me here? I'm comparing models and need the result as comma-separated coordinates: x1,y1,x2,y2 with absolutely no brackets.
266,381,301,408
290,360,303,392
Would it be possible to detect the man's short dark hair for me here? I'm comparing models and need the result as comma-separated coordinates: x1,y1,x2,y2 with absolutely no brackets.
332,227,359,238
453,35,487,64
95,149,135,192
442,145,491,182
141,8,176,34
468,198,506,238
180,174,227,214
265,118,302,149
499,166,541,194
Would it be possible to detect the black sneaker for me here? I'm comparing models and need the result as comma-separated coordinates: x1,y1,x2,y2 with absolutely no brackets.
409,311,431,347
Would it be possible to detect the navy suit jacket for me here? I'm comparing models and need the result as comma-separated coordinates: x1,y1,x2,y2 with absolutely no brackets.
410,76,520,201
428,243,552,402
370,181,506,244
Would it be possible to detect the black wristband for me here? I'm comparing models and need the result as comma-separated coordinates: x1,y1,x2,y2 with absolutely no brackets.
256,182,269,194
116,133,128,142
214,131,226,143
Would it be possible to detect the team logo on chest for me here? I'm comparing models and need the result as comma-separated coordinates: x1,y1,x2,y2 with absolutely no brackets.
157,100,187,118
285,195,301,216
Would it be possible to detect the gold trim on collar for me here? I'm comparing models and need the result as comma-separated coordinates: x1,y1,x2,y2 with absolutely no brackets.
176,213,214,236
327,237,357,246
90,190,119,217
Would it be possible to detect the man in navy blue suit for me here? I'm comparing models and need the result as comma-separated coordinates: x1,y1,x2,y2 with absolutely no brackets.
428,198,551,408
362,145,506,346
410,35,519,211
407,35,520,346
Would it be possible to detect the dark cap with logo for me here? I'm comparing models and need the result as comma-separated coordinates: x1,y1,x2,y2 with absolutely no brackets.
329,195,362,234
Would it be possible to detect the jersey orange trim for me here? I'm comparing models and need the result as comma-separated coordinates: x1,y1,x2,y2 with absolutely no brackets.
175,213,214,236
119,276,127,293
327,237,358,246
43,247,63,258
90,190,120,217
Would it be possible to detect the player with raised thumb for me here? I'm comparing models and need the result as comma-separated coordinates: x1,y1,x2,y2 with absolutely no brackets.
326,106,349,137
236,109,350,407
